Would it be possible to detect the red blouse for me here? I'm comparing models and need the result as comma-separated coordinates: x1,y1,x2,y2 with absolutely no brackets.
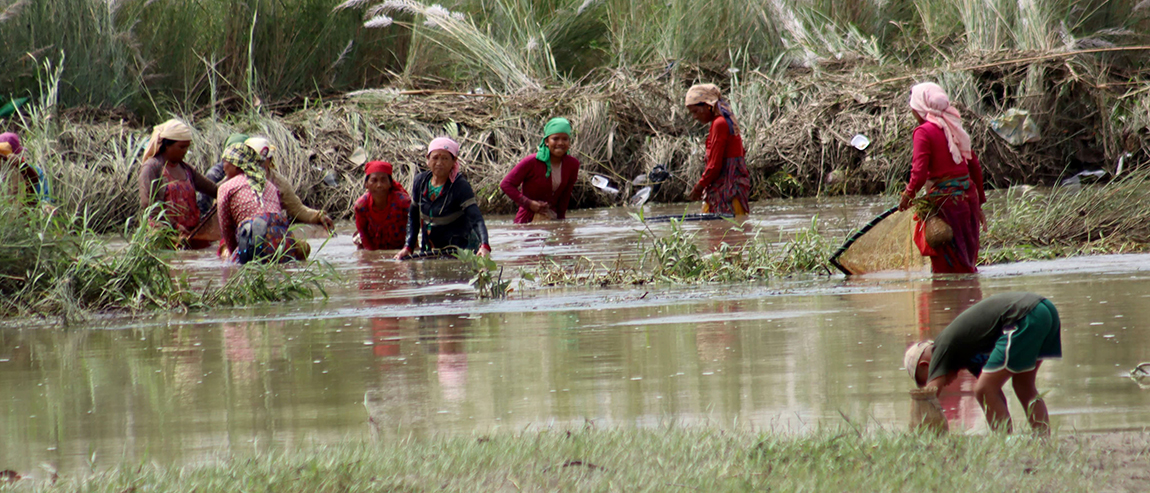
354,190,411,250
692,116,745,196
500,153,580,223
906,122,985,203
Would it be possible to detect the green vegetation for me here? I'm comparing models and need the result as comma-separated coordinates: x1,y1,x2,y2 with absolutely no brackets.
3,428,1126,491
455,249,514,299
535,213,834,286
2,0,1144,113
195,238,337,308
0,198,336,321
979,169,1150,264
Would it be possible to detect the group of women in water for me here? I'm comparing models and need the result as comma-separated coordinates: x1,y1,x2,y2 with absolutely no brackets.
3,81,983,273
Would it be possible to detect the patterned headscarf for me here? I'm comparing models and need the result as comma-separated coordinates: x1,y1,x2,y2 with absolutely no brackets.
685,83,739,134
427,137,462,182
909,82,972,164
222,142,267,196
535,118,572,177
142,119,194,163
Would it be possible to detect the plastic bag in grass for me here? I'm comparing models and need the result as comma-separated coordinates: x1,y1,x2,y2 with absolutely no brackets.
990,108,1040,146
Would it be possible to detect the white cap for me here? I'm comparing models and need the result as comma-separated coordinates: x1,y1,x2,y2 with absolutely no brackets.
244,137,276,159
904,341,934,382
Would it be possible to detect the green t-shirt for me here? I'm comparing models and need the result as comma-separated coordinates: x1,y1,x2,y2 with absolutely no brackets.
927,292,1046,383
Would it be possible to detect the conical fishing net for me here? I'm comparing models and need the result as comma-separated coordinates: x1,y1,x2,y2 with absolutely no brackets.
835,210,928,275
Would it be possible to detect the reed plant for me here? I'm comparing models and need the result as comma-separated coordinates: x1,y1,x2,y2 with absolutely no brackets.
0,200,180,320
4,0,1148,115
978,169,1150,264
534,212,834,286
984,169,1150,247
0,195,338,320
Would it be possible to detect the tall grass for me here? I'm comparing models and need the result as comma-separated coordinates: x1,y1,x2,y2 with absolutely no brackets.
978,169,1150,263
2,0,1147,115
0,197,338,320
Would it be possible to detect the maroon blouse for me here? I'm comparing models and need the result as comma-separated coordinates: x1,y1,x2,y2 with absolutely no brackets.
500,153,580,223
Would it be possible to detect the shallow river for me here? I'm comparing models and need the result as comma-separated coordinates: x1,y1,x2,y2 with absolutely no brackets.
1,197,1148,473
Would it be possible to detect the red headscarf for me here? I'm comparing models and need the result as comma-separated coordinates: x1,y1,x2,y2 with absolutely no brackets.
365,160,408,196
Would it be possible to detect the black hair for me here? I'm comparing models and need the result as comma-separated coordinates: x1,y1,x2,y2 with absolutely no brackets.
157,138,177,155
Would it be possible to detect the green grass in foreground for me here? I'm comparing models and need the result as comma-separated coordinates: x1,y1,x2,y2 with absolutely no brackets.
5,429,1111,492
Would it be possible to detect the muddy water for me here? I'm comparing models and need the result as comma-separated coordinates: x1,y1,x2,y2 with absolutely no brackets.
1,197,1149,473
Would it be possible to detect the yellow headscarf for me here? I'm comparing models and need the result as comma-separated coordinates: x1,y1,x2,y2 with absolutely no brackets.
141,119,194,163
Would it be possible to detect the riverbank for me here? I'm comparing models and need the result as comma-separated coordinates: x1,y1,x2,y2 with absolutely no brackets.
9,46,1150,235
2,429,1146,491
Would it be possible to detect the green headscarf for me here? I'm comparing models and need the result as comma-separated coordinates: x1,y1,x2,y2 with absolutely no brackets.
221,142,267,197
535,117,572,177
224,133,249,148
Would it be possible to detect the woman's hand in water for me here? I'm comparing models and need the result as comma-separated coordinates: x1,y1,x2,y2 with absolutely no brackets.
687,187,702,201
318,214,335,233
478,245,491,258
394,247,413,260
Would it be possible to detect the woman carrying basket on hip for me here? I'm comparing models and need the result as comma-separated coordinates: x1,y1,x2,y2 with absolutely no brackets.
898,82,986,274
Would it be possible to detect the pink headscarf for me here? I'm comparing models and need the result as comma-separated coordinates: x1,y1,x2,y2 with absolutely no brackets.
427,137,462,182
909,82,972,164
0,132,23,155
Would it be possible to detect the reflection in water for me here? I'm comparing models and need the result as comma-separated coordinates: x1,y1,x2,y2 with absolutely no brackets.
1,199,1149,473
912,278,984,432
433,318,469,404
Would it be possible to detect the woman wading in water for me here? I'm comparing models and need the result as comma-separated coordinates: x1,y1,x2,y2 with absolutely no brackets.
897,82,986,274
355,160,411,251
396,138,491,259
216,143,307,263
684,84,751,216
500,117,580,223
137,119,217,249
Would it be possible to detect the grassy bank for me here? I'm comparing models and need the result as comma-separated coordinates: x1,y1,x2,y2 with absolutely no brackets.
979,169,1150,264
4,1,1150,234
17,48,1150,235
4,428,1143,491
